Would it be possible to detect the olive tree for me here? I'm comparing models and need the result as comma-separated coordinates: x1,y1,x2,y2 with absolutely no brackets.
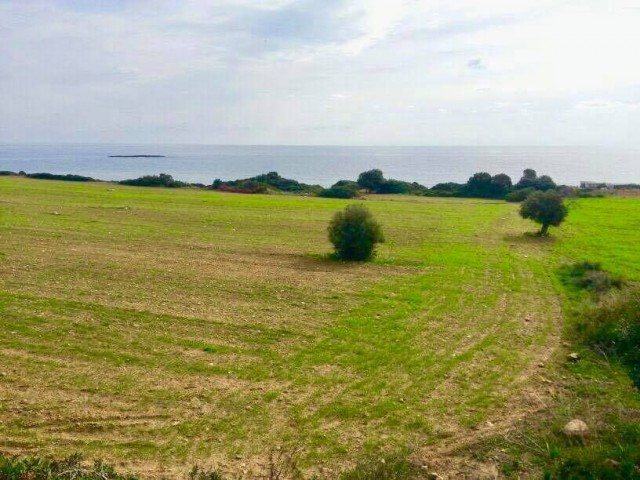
519,190,568,236
328,205,384,261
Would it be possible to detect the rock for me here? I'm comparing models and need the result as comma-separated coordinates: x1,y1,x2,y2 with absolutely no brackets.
563,419,589,438
425,473,443,480
567,352,580,362
604,458,621,469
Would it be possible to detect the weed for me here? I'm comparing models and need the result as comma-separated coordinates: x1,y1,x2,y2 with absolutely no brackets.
189,465,225,480
560,262,623,294
0,453,137,480
339,455,425,480
576,287,640,387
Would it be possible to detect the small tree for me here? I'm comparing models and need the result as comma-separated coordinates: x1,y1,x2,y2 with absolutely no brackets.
465,172,493,197
491,173,513,195
520,190,568,236
357,169,385,192
328,205,384,261
535,175,557,191
516,169,538,189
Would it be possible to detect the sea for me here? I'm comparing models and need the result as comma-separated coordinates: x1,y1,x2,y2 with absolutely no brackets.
0,144,638,188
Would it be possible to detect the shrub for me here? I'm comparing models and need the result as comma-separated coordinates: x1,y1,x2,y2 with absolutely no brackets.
188,466,224,480
26,172,95,182
506,187,536,202
120,173,186,188
520,190,568,235
577,287,640,387
462,172,513,198
0,171,18,176
320,186,359,199
339,455,424,480
491,173,513,193
536,175,557,191
354,170,428,195
212,172,322,195
515,168,539,189
332,180,361,191
320,180,361,199
561,262,623,294
549,455,640,479
252,171,323,193
0,453,137,480
378,179,411,194
515,169,557,191
430,182,465,196
328,205,384,261
213,179,268,193
357,169,385,192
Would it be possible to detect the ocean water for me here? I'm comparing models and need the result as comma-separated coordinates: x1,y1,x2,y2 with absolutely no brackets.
0,144,638,187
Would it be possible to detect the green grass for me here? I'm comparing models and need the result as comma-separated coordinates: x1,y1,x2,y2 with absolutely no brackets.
460,197,640,478
0,178,638,477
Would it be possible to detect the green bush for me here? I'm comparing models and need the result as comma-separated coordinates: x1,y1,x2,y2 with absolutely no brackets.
357,169,386,192
430,182,465,196
120,173,186,188
27,172,95,182
577,287,640,387
211,172,322,195
332,180,361,190
506,187,536,202
515,169,557,191
328,205,384,261
0,453,136,480
547,453,640,479
188,465,224,480
319,186,359,199
355,170,428,195
560,262,623,294
463,172,513,198
213,178,268,193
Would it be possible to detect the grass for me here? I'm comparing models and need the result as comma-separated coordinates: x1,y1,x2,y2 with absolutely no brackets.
0,178,638,478
455,198,640,478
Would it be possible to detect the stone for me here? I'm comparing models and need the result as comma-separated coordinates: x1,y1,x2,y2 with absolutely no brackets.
563,419,589,438
567,352,580,362
604,458,621,469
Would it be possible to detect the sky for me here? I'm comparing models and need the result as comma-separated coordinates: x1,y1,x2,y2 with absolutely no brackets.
1,0,639,146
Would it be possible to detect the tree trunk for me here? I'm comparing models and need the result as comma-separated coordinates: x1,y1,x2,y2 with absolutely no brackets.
540,224,550,236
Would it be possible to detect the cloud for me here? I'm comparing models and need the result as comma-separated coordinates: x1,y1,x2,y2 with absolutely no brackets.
466,58,486,70
0,0,639,145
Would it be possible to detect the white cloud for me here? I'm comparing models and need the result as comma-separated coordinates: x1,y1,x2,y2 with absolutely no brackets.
0,0,639,145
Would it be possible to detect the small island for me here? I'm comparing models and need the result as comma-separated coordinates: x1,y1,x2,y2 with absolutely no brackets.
108,155,166,158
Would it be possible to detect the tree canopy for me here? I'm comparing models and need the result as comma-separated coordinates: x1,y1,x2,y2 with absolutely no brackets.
519,190,568,235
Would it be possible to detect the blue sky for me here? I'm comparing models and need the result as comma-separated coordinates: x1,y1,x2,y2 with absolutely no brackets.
1,0,639,145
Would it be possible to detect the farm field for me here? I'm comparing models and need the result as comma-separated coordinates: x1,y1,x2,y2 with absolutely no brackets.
0,177,638,478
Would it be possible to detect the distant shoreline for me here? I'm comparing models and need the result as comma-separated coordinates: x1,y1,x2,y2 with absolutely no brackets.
108,155,166,158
